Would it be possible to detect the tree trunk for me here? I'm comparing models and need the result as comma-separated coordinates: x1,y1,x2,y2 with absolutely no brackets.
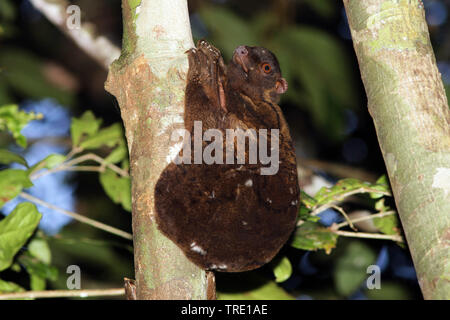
105,0,215,299
343,0,450,299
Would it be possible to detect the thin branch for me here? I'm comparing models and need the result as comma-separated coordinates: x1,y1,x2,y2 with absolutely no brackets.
0,288,125,300
65,146,83,160
330,205,356,231
19,192,133,240
308,187,392,217
59,166,104,173
332,230,403,242
334,210,397,230
29,0,120,69
31,153,129,180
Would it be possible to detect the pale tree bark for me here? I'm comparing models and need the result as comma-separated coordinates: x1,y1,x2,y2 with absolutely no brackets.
343,0,450,299
105,0,215,299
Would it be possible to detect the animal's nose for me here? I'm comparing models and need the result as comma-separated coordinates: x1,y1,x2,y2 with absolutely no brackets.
235,46,248,57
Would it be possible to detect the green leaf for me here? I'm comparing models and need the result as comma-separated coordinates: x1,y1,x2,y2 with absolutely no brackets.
218,280,294,300
0,169,33,207
80,123,124,150
28,238,51,264
298,204,320,222
0,104,42,147
369,175,390,199
18,253,58,282
373,214,400,236
291,221,338,254
0,149,28,167
334,241,377,297
28,154,66,174
272,256,292,283
313,178,390,207
0,202,42,271
0,278,24,293
70,111,102,147
30,274,46,291
104,144,128,164
99,168,131,212
299,190,317,209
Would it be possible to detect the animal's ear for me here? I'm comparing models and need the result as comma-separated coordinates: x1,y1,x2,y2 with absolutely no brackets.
276,78,288,94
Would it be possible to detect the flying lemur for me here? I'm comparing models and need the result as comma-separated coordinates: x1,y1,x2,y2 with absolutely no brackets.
155,40,299,272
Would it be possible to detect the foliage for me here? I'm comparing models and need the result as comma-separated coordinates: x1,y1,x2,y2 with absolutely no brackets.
198,5,358,141
0,106,130,294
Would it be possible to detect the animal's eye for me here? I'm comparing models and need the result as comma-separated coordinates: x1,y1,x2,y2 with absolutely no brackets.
261,63,271,73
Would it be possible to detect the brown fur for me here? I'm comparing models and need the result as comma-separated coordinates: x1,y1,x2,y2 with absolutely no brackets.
154,40,299,272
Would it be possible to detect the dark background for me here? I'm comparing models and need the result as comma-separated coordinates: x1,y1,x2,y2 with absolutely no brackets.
0,0,448,299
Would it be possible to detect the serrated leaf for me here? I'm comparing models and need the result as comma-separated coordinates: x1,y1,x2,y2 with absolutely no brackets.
313,178,391,207
291,221,338,253
0,149,28,167
272,256,292,283
99,168,131,212
28,238,51,264
0,169,33,207
70,111,102,147
334,241,377,297
0,278,24,293
0,202,42,271
373,214,400,236
80,123,124,150
28,154,66,175
0,104,41,147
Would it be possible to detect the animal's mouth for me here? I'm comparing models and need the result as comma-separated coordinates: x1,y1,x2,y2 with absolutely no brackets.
232,45,249,73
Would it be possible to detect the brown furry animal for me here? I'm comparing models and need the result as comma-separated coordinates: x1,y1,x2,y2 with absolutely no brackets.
154,40,299,272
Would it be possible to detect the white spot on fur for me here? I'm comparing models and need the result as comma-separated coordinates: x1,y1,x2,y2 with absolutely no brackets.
209,190,215,199
266,198,272,204
190,242,206,255
242,221,248,225
432,168,450,196
289,187,294,194
218,264,227,270
291,200,298,206
245,179,253,187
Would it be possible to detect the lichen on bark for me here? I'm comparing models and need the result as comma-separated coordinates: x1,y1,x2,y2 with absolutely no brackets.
105,0,213,300
344,0,450,299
